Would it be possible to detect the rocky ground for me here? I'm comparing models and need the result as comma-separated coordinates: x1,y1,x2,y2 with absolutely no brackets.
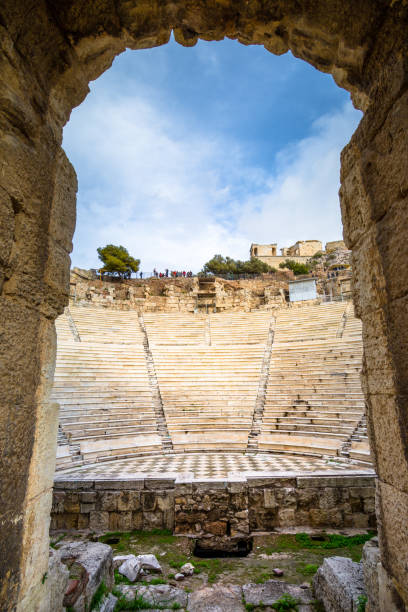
51,527,375,611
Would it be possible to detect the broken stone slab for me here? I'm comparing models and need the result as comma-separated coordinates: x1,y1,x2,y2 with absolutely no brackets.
188,584,244,611
313,556,366,612
113,554,135,569
243,580,314,607
116,584,188,608
59,541,114,612
137,553,162,573
180,562,194,576
175,572,185,580
98,593,118,612
118,556,142,582
46,548,70,612
362,537,380,612
272,568,284,576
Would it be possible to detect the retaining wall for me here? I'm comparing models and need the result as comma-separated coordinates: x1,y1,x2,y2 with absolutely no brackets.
51,471,376,536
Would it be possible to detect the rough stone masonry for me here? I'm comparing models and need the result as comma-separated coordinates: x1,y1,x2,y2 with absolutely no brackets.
1,1,408,610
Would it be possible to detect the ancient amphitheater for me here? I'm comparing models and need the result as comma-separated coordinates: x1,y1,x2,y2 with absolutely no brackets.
54,302,370,476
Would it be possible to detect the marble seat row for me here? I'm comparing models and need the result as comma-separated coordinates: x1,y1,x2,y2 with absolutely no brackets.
54,301,371,468
259,306,367,458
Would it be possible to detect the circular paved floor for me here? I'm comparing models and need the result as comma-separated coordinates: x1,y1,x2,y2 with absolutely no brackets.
56,452,372,480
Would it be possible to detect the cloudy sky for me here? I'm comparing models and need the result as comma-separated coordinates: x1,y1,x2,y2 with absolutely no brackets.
63,36,362,274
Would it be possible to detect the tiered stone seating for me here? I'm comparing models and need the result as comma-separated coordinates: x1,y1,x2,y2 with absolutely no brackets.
69,306,144,344
273,302,347,343
53,340,160,464
209,312,272,344
342,304,363,338
55,311,75,342
152,345,265,450
143,313,206,345
259,304,365,457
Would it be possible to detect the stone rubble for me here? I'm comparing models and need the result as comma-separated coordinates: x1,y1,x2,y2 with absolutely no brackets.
313,556,366,612
118,556,142,582
117,583,188,608
188,583,244,611
98,593,118,612
180,562,195,576
243,579,314,608
58,541,113,612
116,552,162,582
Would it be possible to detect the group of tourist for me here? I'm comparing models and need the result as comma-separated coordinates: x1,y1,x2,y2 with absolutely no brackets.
150,269,193,278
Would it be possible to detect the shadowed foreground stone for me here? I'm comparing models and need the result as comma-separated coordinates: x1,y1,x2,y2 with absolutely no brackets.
313,557,366,612
59,541,114,612
117,584,188,609
188,584,244,612
243,580,314,607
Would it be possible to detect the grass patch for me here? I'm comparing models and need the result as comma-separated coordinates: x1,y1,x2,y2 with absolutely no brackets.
90,581,109,611
100,529,175,552
114,569,133,585
254,571,272,584
296,563,319,576
263,532,376,562
271,593,299,611
112,588,182,611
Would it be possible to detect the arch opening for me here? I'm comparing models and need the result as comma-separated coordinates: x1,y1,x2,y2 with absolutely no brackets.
1,2,408,610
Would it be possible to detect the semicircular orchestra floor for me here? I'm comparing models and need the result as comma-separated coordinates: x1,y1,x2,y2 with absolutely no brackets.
55,452,373,481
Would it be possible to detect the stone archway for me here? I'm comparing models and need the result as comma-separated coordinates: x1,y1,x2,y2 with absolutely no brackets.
1,1,408,609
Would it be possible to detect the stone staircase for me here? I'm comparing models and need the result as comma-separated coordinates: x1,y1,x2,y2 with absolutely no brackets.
247,316,275,453
196,277,216,312
57,425,83,465
139,313,173,452
340,414,369,461
65,307,81,341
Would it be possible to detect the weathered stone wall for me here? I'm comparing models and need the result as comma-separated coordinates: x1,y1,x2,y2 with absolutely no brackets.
51,473,376,536
69,272,289,312
1,1,408,609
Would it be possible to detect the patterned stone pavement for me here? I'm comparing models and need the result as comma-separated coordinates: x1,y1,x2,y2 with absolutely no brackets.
55,452,372,480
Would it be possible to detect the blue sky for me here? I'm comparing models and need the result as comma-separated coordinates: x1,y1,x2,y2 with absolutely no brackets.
63,36,362,274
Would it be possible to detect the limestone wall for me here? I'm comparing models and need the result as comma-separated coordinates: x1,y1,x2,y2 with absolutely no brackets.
69,273,289,312
51,473,376,536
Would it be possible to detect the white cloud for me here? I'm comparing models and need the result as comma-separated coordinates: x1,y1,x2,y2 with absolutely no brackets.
63,84,361,274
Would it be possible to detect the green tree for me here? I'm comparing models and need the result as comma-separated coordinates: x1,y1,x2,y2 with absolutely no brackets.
279,258,311,275
202,254,275,276
97,244,140,278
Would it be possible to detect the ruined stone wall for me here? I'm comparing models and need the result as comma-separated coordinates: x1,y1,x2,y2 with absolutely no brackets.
1,1,408,609
69,273,289,312
51,474,376,536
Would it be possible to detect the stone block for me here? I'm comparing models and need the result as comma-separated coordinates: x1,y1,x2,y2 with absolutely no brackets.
313,557,366,612
80,503,95,513
109,512,133,531
100,492,119,511
141,491,157,511
59,541,114,612
188,583,243,611
318,487,340,510
94,479,144,490
243,580,313,607
89,511,110,532
131,511,143,530
117,490,141,511
362,537,380,612
263,489,277,509
80,492,97,503
277,508,296,526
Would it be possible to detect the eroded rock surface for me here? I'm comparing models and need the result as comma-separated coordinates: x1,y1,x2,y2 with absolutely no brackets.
313,556,366,612
188,583,244,612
